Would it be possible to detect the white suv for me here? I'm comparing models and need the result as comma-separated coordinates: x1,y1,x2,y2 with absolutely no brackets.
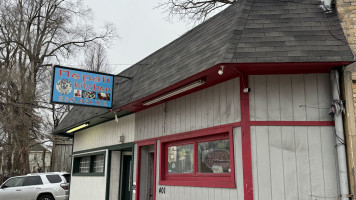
0,172,70,200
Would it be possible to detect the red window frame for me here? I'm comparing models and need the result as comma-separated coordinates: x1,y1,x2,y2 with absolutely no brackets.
159,126,236,188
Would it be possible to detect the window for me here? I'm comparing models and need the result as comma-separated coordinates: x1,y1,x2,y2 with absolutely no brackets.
3,177,25,188
73,152,106,176
93,155,104,173
46,175,62,183
160,127,235,188
23,176,43,186
79,157,90,173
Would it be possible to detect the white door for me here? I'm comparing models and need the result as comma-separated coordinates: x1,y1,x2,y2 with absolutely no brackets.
0,177,25,200
21,176,43,200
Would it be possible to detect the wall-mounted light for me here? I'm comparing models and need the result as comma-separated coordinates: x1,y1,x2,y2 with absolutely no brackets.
66,123,89,133
143,79,205,106
218,65,224,75
119,136,124,143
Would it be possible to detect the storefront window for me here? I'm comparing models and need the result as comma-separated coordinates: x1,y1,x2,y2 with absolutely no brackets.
160,127,235,188
198,139,230,173
168,144,194,174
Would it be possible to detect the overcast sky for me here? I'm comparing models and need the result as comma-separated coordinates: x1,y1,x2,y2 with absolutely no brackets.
85,0,190,74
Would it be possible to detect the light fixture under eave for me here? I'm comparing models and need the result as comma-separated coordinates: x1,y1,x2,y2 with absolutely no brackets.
66,123,90,133
143,79,205,106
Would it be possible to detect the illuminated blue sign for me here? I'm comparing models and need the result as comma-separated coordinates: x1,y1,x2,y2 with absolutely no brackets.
51,65,114,108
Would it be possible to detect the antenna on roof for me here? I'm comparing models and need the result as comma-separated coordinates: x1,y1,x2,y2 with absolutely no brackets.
318,0,332,13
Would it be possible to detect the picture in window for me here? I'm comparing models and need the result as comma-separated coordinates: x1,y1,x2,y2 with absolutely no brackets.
167,144,194,174
198,139,230,173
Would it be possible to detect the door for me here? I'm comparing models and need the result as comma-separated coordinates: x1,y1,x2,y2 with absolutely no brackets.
138,144,155,200
121,155,132,200
0,177,25,200
21,176,43,200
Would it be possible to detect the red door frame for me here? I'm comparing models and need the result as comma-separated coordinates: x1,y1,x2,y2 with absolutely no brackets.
135,140,157,200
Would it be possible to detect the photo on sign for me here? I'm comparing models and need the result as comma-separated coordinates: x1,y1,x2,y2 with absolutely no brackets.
97,93,110,101
82,91,96,99
74,90,82,97
56,79,72,95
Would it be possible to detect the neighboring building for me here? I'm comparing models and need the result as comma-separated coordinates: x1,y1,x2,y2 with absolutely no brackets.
50,135,73,172
53,0,355,200
29,143,51,173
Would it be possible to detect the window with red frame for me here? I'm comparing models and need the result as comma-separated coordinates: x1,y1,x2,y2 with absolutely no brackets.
160,128,235,188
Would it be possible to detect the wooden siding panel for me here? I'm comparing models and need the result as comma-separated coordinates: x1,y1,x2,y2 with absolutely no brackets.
220,81,228,125
234,127,244,200
249,74,330,122
255,126,272,200
279,75,293,121
74,115,135,152
70,176,107,200
321,126,339,198
226,79,235,124
251,126,339,200
281,126,299,200
268,126,285,200
307,127,326,200
201,89,208,129
249,76,256,121
294,126,311,200
292,75,307,121
135,78,241,139
251,126,259,200
305,74,320,121
206,86,214,128
254,76,268,121
234,77,241,122
213,84,221,126
317,74,332,121
267,76,281,121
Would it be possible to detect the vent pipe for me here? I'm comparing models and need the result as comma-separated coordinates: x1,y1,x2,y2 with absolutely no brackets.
331,70,350,200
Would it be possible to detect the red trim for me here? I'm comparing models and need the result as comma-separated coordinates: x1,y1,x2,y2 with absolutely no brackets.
240,74,254,200
115,62,350,113
250,121,334,126
159,125,236,188
135,122,242,144
135,141,157,200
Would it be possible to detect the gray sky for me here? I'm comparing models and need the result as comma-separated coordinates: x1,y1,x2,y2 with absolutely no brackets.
85,0,189,74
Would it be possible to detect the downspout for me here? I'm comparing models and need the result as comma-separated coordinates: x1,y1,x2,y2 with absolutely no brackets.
331,70,350,200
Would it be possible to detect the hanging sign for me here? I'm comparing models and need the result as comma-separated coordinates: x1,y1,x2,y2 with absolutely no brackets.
51,65,114,108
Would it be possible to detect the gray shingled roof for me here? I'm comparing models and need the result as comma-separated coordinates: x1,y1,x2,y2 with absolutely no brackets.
54,0,354,135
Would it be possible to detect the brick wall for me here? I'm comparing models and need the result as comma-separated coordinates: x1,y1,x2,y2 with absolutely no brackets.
337,0,356,57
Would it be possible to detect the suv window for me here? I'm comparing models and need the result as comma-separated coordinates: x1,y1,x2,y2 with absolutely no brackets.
46,175,62,183
22,176,42,186
62,174,71,183
3,177,25,188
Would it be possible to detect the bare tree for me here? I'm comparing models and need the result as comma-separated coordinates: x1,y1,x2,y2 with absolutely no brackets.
84,42,114,73
0,0,117,175
157,0,235,22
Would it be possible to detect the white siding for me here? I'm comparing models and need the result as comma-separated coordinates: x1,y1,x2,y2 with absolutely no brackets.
135,78,240,140
249,74,331,121
154,127,244,200
70,150,108,200
251,126,339,200
73,114,135,152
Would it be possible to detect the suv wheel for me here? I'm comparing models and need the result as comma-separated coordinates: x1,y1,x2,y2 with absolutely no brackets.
38,194,54,200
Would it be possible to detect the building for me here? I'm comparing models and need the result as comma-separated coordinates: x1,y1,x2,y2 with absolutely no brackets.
29,143,51,173
53,0,355,200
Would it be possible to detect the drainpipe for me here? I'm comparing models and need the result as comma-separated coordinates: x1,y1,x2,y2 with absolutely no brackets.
331,70,350,200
